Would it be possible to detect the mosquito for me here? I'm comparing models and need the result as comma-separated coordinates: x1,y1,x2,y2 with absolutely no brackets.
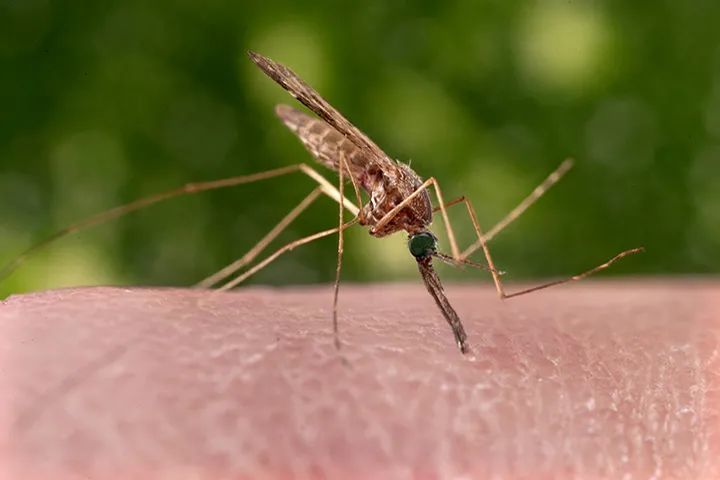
0,51,642,354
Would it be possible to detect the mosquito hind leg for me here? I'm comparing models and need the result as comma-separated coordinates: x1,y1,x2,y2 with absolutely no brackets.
0,165,297,284
0,163,358,286
196,163,360,289
211,154,360,351
195,187,324,288
217,218,358,291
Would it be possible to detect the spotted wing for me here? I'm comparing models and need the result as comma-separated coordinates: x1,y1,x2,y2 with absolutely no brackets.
249,51,396,171
275,104,370,182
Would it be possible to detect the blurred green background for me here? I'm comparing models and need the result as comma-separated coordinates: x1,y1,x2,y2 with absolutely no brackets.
2,0,719,297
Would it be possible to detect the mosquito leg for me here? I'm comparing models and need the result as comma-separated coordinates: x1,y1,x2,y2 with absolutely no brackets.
455,194,643,299
0,163,359,285
460,158,574,259
432,195,492,261
196,164,360,288
331,152,352,350
499,248,644,299
195,187,324,288
0,165,292,283
433,196,466,212
430,158,575,253
338,139,366,224
297,164,359,217
455,197,506,297
428,179,462,260
432,193,642,299
217,218,358,291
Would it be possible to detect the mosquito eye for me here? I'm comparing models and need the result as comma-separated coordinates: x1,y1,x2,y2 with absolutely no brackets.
408,232,437,259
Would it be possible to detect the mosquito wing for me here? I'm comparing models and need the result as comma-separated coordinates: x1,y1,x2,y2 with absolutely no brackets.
416,257,470,354
248,51,396,170
275,104,370,181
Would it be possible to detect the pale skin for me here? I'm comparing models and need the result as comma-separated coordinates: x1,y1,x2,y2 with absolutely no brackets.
3,282,718,478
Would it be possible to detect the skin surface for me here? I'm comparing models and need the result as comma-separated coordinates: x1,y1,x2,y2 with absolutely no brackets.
1,280,718,479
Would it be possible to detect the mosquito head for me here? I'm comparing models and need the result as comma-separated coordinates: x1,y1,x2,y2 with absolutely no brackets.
408,231,438,260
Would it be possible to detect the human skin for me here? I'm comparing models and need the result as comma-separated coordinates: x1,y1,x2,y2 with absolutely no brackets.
1,280,718,479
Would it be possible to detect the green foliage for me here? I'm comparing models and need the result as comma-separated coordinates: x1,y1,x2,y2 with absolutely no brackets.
2,0,719,296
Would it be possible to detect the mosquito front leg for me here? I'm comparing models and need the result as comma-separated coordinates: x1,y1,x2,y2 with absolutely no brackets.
442,195,506,296
430,176,642,300
460,158,574,259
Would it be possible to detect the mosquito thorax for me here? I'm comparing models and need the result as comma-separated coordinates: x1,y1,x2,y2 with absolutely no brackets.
408,231,438,259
